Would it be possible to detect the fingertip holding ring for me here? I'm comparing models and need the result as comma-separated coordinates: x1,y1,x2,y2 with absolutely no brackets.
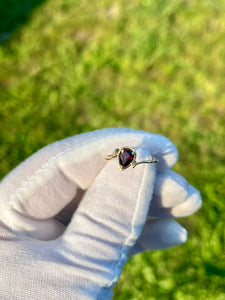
105,147,158,170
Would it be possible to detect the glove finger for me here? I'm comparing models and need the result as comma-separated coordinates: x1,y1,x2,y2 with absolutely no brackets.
58,149,156,286
129,219,187,256
151,170,189,208
0,129,177,240
1,210,66,241
149,185,202,218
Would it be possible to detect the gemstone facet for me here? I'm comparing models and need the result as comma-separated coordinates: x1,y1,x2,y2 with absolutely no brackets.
118,147,135,169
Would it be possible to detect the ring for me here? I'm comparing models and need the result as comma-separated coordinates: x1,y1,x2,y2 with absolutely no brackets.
105,147,158,170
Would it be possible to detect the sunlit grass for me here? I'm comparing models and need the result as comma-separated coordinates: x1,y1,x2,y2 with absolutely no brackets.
0,0,225,299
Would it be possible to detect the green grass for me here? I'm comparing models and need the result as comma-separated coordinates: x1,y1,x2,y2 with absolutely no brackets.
0,0,225,299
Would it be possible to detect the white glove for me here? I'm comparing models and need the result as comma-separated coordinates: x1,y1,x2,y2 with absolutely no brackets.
0,128,201,299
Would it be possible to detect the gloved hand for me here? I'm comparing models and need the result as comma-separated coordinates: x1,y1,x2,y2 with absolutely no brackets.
0,128,201,299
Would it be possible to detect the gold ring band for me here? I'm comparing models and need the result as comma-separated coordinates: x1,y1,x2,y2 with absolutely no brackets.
105,147,158,170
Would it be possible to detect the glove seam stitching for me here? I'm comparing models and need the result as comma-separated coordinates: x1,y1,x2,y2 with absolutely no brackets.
96,164,148,296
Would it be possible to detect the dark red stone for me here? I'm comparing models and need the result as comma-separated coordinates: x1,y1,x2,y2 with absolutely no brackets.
119,148,134,168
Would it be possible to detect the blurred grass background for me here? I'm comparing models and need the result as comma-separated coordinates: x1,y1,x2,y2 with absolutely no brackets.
0,0,225,299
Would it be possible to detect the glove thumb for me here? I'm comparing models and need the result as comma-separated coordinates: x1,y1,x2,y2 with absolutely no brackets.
59,148,156,299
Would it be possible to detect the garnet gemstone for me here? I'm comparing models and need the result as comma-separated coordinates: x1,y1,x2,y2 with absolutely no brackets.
119,148,135,169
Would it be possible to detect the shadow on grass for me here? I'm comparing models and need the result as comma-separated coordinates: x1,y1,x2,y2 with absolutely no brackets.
205,262,225,278
0,0,46,43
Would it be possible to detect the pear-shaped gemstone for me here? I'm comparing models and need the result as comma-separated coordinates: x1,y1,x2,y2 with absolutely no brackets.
119,148,135,169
